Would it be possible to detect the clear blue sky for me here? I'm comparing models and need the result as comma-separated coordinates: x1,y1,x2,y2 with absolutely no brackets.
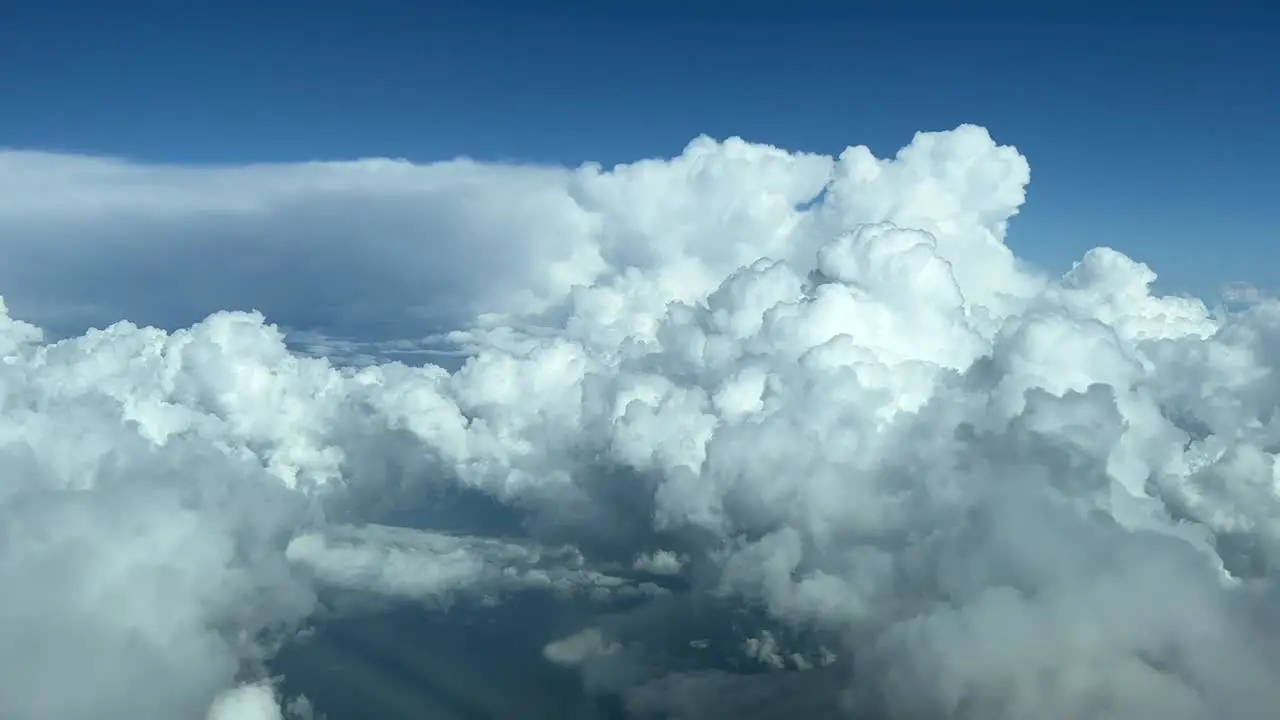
2,2,1276,297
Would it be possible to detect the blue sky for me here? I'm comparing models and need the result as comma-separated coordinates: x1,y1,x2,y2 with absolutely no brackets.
2,2,1276,297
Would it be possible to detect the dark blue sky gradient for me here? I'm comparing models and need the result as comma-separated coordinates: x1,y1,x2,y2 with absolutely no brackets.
2,1,1276,293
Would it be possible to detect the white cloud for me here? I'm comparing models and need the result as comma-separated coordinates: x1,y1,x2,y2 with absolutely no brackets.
286,523,666,605
543,626,622,668
206,684,285,720
3,125,1280,718
632,549,686,576
0,127,1029,348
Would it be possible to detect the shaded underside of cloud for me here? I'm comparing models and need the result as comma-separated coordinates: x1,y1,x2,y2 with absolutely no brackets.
3,125,1280,718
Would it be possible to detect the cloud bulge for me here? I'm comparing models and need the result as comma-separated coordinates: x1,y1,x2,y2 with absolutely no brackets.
3,125,1279,718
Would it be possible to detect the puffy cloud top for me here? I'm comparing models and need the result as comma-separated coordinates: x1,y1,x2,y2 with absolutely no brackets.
3,126,1279,719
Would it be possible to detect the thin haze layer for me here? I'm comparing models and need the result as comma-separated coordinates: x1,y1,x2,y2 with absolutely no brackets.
2,126,1279,718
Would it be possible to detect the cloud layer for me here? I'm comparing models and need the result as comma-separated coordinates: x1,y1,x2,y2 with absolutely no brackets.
4,126,1280,718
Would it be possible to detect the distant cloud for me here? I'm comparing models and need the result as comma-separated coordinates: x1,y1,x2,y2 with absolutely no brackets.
632,549,686,576
4,125,1280,718
1221,280,1270,305
0,127,1025,347
286,523,667,605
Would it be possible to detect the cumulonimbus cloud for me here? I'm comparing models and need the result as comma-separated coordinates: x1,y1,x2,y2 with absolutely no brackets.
3,125,1279,719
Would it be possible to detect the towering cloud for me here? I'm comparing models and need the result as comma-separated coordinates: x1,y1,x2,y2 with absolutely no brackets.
2,126,1278,718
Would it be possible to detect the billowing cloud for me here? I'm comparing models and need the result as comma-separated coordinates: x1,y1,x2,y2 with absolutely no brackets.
3,125,1280,718
206,684,286,720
